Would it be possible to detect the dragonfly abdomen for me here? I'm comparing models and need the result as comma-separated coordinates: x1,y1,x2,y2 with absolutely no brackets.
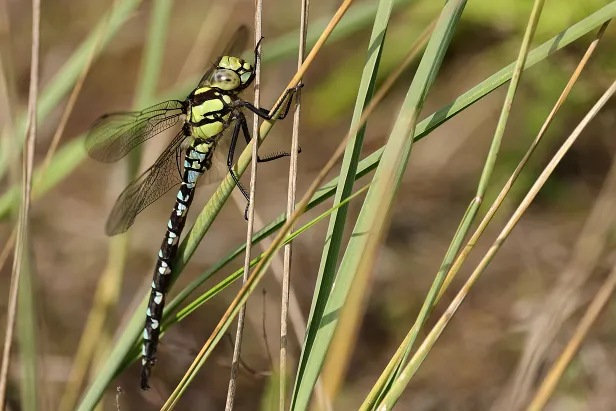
141,140,214,390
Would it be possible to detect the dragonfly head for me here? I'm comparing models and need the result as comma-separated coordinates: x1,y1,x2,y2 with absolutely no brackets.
209,56,254,92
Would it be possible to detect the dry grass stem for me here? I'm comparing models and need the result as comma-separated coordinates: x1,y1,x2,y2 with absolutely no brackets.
526,135,616,411
0,0,40,405
280,0,309,409
490,23,611,411
224,4,264,410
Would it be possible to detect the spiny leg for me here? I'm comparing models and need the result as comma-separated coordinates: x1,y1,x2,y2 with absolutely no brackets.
226,116,255,220
228,114,286,219
227,115,250,202
235,114,302,219
235,84,302,121
238,111,299,163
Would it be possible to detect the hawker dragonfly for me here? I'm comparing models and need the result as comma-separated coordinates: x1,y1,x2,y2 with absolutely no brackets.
85,26,300,390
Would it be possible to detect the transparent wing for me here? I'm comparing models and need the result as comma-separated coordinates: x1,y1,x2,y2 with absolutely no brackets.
198,26,250,88
86,100,185,163
105,130,187,236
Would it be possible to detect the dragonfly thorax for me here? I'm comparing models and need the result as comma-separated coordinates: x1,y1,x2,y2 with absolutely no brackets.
189,87,233,139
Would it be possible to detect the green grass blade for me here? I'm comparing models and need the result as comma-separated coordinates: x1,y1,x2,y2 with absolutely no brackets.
412,0,545,359
292,0,394,405
0,0,142,179
369,0,546,408
291,1,467,410
0,138,85,219
1,1,613,218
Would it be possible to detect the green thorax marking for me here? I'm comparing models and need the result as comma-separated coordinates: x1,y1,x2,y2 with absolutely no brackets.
189,86,233,139
193,139,215,154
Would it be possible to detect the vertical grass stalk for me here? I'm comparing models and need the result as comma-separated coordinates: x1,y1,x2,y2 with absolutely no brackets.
0,0,40,407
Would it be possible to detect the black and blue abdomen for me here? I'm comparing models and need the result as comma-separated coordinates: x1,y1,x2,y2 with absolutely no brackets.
140,140,214,389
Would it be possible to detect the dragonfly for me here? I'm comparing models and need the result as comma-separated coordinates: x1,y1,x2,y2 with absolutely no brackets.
85,26,300,390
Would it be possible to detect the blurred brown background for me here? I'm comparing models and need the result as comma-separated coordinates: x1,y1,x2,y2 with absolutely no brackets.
2,0,616,410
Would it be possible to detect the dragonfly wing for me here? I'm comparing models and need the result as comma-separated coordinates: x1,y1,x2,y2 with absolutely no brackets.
198,26,250,88
86,100,185,163
105,130,187,236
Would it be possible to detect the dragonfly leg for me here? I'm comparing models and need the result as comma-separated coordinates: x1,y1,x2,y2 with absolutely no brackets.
231,112,302,219
237,83,303,121
238,112,301,163
229,115,257,220
227,116,251,205
257,146,302,163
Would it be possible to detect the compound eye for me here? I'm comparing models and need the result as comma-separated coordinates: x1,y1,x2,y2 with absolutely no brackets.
213,72,228,82
211,69,240,90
